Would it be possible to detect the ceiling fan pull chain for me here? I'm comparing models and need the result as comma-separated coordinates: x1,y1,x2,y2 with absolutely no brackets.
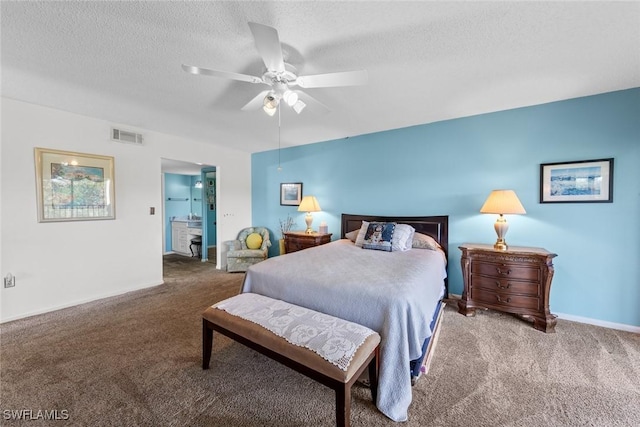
277,105,282,171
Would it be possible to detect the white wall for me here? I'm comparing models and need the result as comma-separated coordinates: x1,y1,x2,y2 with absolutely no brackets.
0,98,252,322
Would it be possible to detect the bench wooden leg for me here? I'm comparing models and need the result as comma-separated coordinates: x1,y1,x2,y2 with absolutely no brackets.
202,319,213,369
368,348,379,403
335,384,350,427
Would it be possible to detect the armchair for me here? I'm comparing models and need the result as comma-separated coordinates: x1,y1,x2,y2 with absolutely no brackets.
226,227,272,273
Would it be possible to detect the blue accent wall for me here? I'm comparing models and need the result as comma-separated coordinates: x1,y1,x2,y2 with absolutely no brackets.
164,173,191,252
190,175,203,218
251,89,640,327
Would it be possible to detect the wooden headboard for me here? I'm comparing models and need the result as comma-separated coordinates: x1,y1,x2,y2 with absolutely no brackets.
341,213,449,297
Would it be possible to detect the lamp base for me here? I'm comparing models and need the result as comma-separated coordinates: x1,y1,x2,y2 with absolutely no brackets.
304,213,314,234
493,215,509,251
493,240,508,251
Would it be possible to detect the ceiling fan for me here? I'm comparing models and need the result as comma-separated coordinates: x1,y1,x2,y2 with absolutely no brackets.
182,22,368,116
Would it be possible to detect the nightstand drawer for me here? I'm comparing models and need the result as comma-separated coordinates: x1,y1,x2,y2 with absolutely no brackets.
471,287,540,311
288,239,311,252
471,276,540,296
472,262,540,281
283,231,332,254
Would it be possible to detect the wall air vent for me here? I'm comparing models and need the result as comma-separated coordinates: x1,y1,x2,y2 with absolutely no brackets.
111,128,143,145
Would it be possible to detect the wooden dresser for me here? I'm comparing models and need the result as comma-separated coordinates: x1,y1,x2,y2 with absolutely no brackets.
283,231,332,254
458,243,558,332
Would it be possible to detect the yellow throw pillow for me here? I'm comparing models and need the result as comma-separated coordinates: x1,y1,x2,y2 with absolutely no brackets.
246,233,263,249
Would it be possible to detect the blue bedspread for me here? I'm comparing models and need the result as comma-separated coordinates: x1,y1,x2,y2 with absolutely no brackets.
241,239,446,421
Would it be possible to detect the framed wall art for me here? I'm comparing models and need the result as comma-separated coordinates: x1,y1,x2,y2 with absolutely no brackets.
34,148,116,222
540,158,613,203
280,182,302,206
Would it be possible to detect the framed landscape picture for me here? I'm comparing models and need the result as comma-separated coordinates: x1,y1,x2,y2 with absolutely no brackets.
280,182,302,206
35,148,116,222
540,158,613,203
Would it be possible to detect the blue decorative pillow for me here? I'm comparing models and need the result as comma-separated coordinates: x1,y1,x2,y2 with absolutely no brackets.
361,222,396,252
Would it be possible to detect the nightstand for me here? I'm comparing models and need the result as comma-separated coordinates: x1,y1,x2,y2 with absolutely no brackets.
283,231,332,254
458,243,558,333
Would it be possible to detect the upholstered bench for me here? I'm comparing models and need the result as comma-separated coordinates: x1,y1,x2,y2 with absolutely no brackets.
202,293,381,427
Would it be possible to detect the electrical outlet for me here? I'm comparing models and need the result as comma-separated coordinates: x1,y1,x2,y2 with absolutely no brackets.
4,273,15,288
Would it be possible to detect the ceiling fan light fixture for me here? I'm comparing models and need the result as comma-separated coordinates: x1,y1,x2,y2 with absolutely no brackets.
293,100,306,114
263,93,279,116
283,90,298,106
263,104,277,116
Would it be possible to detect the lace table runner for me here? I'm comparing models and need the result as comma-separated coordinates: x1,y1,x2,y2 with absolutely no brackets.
215,293,375,371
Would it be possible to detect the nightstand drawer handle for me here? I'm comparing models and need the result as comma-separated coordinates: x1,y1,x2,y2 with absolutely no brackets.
495,281,510,290
496,267,511,276
496,295,511,304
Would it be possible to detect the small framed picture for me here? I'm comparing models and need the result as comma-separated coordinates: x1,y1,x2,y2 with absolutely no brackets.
540,158,613,203
280,182,302,206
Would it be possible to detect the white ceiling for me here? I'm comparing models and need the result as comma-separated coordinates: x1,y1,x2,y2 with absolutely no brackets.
2,1,639,154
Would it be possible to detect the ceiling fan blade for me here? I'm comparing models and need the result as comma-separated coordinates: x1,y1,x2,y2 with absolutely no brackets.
248,22,285,73
241,90,272,111
182,64,263,84
296,70,368,88
295,90,330,114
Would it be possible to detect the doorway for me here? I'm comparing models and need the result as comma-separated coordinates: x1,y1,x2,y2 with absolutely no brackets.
161,159,218,272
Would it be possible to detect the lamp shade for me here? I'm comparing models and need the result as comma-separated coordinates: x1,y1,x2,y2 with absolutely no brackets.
298,196,321,212
480,190,526,215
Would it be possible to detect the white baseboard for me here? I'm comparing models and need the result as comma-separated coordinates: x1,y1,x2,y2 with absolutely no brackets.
1,281,163,324
447,293,639,334
555,312,640,334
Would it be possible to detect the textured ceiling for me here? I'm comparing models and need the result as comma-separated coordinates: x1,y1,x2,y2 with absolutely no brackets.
2,1,639,154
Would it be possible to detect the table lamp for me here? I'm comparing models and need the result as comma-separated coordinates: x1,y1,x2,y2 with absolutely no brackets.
480,189,526,250
298,196,321,234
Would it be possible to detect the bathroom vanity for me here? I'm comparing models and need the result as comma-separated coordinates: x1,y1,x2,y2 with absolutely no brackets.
171,218,202,256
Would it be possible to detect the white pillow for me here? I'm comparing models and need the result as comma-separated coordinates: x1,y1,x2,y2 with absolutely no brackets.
345,229,359,242
354,221,370,247
412,232,441,250
392,224,415,252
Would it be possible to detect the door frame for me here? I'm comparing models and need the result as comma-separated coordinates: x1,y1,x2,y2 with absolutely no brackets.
200,167,217,263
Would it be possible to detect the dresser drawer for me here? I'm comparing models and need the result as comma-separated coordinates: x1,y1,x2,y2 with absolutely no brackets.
471,275,540,296
471,287,540,311
472,262,540,281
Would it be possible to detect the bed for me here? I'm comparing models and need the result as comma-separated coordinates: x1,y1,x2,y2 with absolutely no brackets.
241,214,448,422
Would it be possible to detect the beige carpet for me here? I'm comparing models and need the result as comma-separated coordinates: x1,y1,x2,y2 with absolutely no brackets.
1,254,639,426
